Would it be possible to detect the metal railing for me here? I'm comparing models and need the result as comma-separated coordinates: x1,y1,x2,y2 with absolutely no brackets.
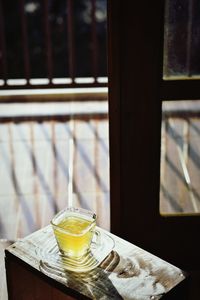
0,0,108,90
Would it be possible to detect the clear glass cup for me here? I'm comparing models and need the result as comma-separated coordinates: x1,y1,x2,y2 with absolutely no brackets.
51,207,100,259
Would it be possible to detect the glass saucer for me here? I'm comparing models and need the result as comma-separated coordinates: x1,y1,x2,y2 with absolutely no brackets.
37,231,115,273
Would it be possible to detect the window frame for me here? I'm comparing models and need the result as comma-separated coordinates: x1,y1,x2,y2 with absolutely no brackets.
107,0,200,275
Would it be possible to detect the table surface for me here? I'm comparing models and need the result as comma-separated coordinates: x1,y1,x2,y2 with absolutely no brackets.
5,226,186,300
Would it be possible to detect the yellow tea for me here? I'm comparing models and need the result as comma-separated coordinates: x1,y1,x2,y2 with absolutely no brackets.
53,215,95,258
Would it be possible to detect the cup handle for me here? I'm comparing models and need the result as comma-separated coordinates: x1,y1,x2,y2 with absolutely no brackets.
91,229,101,249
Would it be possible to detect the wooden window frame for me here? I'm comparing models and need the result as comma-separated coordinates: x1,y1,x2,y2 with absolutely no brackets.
107,0,200,277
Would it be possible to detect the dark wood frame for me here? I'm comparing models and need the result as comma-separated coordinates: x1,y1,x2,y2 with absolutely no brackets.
5,251,89,300
107,0,200,282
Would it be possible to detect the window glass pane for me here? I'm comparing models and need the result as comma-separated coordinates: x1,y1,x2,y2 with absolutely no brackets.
160,100,200,215
163,0,200,79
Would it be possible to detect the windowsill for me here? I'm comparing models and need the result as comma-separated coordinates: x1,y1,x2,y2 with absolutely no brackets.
0,87,108,103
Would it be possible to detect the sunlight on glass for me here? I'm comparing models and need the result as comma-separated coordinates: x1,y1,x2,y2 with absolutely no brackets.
160,100,200,215
163,0,200,79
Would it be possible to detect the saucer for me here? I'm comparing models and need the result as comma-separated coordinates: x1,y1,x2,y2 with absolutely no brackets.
37,231,115,273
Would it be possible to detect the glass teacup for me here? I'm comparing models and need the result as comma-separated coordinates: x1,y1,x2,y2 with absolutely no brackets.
51,207,100,259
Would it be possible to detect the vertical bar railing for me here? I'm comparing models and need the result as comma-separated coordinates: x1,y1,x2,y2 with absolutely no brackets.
19,0,31,85
0,0,108,90
186,0,194,77
43,0,53,84
0,0,7,85
91,0,98,82
67,0,75,83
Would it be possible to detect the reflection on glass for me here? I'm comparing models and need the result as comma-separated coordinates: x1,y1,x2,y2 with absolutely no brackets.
160,100,200,215
163,0,200,79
